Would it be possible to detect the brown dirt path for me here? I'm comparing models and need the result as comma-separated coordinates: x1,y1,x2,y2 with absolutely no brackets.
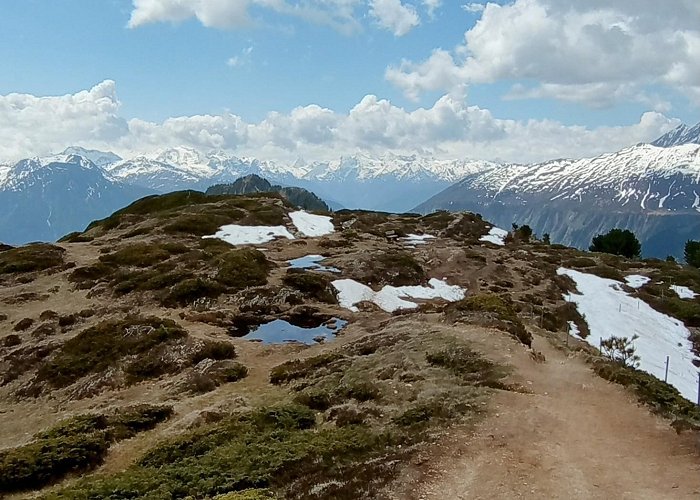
390,332,700,500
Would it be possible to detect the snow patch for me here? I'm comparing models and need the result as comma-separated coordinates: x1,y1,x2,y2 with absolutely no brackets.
567,321,580,337
558,268,699,402
670,285,698,299
289,211,335,237
624,275,651,289
332,278,465,313
400,234,436,246
203,225,294,245
479,226,508,246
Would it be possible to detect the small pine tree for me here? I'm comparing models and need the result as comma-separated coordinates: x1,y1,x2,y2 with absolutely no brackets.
515,224,533,242
600,335,640,368
590,229,641,258
542,233,551,245
684,240,700,268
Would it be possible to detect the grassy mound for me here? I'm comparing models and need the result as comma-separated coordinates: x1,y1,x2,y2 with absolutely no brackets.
36,317,188,388
0,405,172,494
282,269,337,304
41,405,397,500
446,294,532,347
0,244,65,275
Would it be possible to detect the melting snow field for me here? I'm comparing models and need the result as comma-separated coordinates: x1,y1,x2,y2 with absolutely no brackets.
203,225,294,245
204,210,334,245
480,227,508,246
670,285,698,299
332,278,465,313
289,211,335,237
558,268,699,402
624,275,651,289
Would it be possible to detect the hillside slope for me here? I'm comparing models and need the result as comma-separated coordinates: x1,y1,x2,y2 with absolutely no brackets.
0,192,698,499
206,174,330,212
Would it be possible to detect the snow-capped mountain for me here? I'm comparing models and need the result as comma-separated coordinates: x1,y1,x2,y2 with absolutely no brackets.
103,148,495,211
651,122,700,147
415,139,700,258
61,147,122,167
0,154,152,244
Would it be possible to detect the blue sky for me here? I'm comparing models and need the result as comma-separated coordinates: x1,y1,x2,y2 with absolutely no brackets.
1,0,699,163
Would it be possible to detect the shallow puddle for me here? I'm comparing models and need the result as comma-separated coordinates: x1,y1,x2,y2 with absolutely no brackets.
243,317,348,344
287,254,340,273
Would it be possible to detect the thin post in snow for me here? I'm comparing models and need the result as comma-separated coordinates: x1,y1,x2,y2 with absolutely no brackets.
664,356,670,383
697,373,700,407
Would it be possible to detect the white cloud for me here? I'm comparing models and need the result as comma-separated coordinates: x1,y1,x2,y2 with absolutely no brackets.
387,0,700,106
423,0,442,17
129,0,254,29
461,2,483,14
0,81,128,162
0,81,681,165
128,0,365,33
227,45,254,67
368,0,420,36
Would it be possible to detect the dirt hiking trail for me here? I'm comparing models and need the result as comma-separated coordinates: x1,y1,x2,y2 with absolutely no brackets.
390,331,700,500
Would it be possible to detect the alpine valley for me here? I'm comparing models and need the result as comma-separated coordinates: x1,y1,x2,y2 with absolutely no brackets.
1,122,700,256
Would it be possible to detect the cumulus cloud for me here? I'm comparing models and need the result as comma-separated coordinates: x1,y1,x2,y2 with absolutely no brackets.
0,81,681,165
387,0,700,106
369,0,420,36
0,81,128,162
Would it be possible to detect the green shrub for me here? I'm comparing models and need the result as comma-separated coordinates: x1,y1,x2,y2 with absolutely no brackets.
447,294,532,347
45,403,396,500
337,381,380,402
164,213,235,236
294,388,334,411
270,352,346,384
426,346,506,388
215,248,272,289
593,359,700,425
36,317,187,388
564,256,597,268
220,363,249,383
58,232,93,243
0,244,65,274
192,341,237,364
99,243,173,268
0,405,172,494
161,278,224,307
1,334,21,347
13,318,34,331
361,250,426,287
588,265,625,281
282,269,337,303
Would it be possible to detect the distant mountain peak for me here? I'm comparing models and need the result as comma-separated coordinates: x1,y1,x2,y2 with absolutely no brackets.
651,122,700,148
61,147,122,167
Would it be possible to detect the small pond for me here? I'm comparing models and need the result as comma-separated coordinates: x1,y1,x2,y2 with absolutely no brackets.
287,254,340,273
243,317,348,345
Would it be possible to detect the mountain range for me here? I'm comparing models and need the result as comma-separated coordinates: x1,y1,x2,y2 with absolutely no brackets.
1,121,699,254
416,122,700,257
